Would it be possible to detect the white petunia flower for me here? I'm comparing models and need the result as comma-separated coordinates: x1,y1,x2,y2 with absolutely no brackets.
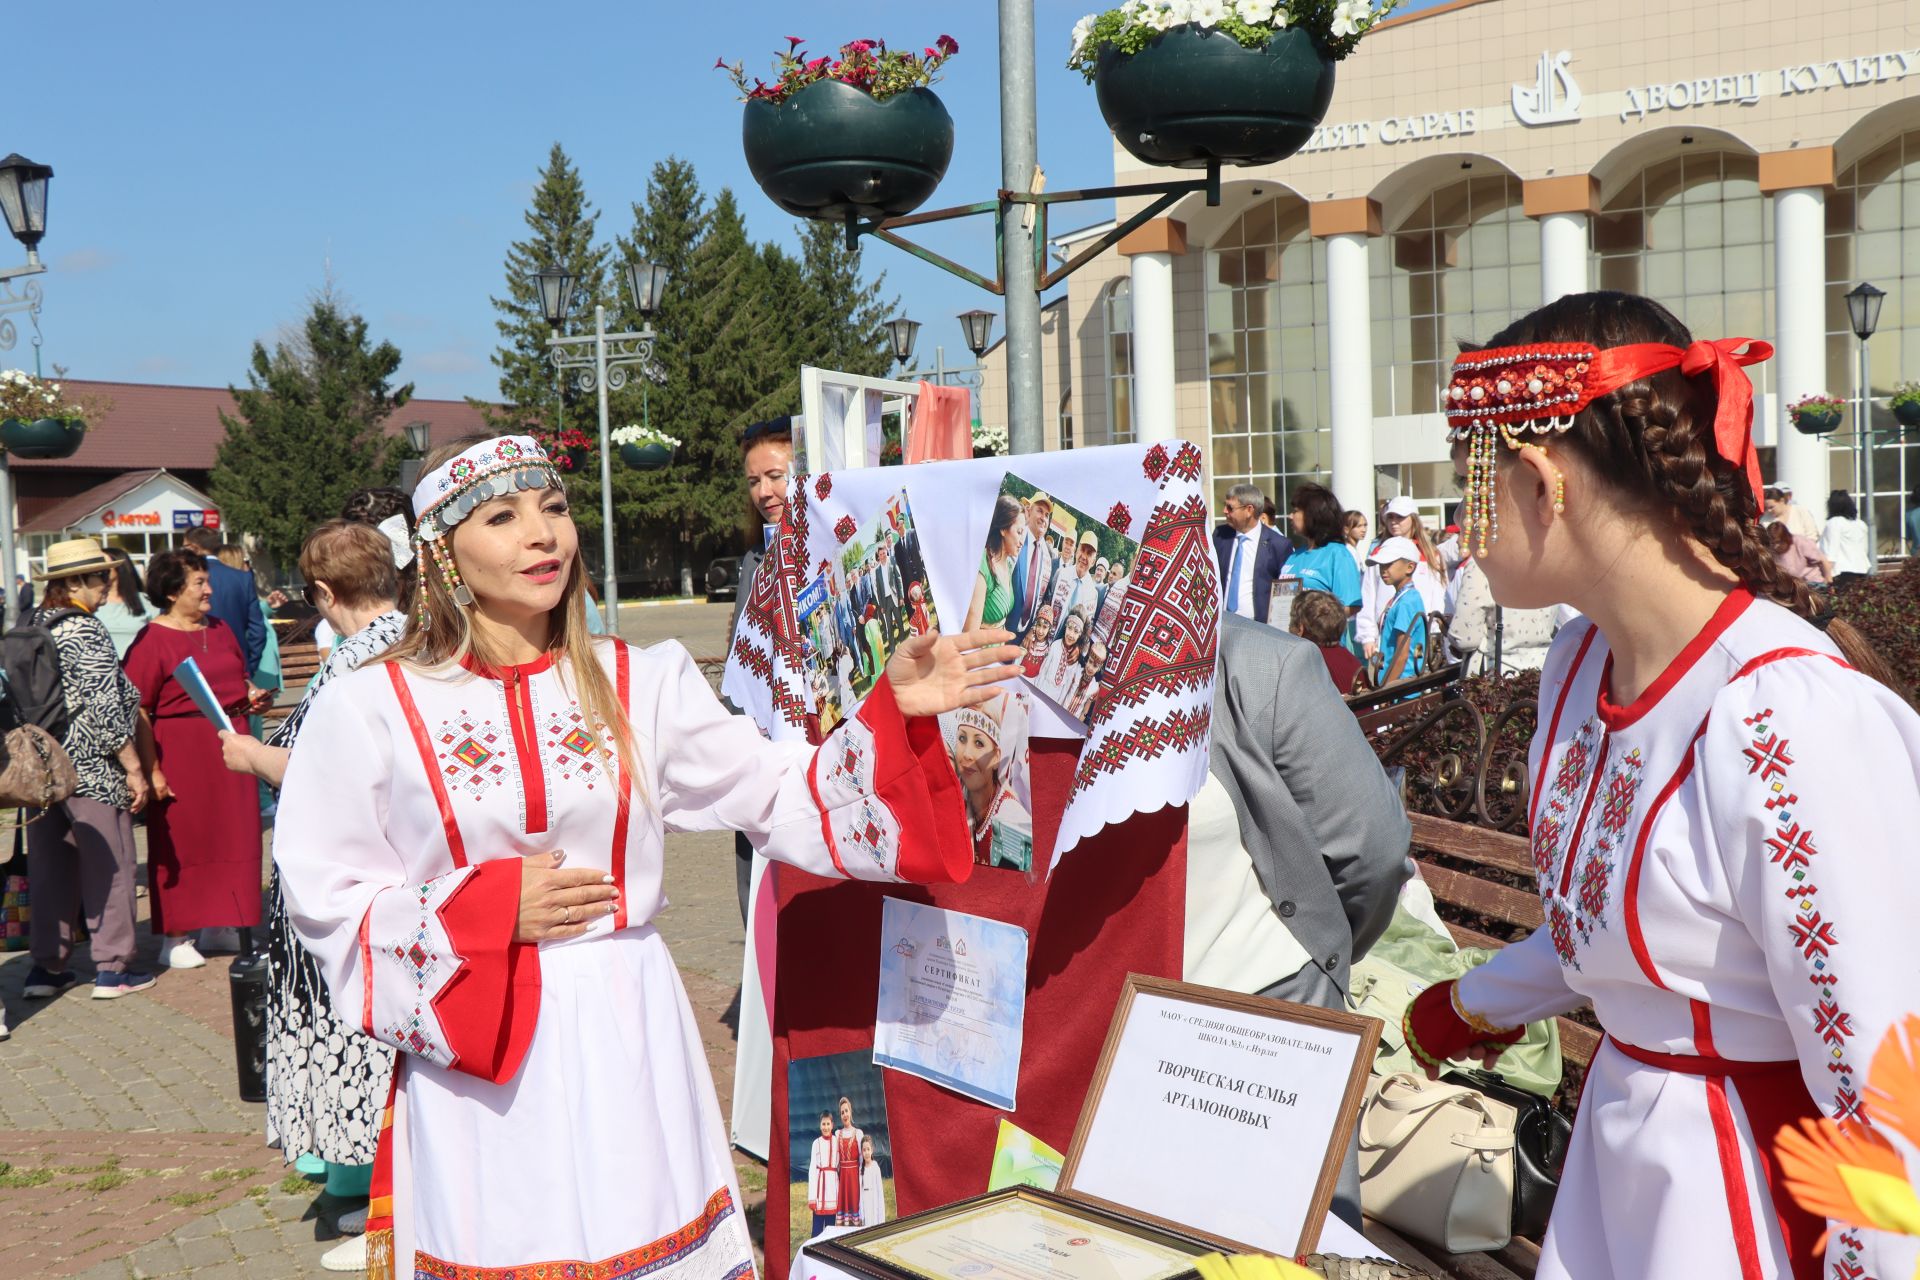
1189,0,1227,26
1070,13,1096,54
1330,0,1372,37
1234,0,1276,21
1272,2,1290,26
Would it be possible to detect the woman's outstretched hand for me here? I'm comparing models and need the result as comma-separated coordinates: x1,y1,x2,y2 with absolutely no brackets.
886,628,1021,719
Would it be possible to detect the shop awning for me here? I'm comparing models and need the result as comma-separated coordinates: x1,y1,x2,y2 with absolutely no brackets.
21,468,218,535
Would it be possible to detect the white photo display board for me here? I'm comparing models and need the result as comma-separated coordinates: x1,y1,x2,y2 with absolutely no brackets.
1059,975,1381,1257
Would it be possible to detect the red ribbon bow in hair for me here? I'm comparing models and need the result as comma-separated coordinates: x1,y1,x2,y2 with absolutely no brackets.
1585,337,1774,514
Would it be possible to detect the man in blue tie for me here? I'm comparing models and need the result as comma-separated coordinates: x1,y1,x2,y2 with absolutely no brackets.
1212,483,1291,625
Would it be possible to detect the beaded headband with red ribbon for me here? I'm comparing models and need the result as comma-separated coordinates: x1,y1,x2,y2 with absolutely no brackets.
1445,336,1773,556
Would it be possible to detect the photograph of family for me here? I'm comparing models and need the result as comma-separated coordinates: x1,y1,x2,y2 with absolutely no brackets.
938,686,1036,873
787,1051,895,1257
803,490,938,730
971,474,1140,723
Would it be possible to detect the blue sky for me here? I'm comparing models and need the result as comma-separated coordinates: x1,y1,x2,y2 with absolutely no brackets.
11,0,1443,401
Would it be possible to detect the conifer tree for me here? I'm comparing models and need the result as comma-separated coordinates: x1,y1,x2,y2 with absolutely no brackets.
794,220,895,378
211,293,412,568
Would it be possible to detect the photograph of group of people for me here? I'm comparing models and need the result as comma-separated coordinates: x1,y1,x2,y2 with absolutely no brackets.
788,1051,895,1255
938,686,1035,873
800,491,937,733
968,474,1139,724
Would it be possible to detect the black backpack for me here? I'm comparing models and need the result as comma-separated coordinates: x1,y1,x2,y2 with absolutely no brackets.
1,607,84,738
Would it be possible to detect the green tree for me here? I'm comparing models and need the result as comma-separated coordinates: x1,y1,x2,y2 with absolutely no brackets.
793,220,895,378
491,141,610,441
211,293,413,568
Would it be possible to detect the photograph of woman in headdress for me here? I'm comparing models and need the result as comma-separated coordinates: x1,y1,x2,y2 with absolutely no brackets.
1035,604,1092,710
942,689,1034,871
1018,603,1055,678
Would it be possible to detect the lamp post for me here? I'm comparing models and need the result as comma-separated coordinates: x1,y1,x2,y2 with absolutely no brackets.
885,317,921,374
0,153,52,627
538,261,669,631
1845,281,1885,563
397,420,432,493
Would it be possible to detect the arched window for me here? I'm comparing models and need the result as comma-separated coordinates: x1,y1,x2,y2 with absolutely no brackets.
1206,195,1325,511
1102,279,1133,447
1827,128,1920,556
1591,150,1773,398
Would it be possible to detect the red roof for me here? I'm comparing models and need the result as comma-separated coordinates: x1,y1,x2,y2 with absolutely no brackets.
7,380,498,472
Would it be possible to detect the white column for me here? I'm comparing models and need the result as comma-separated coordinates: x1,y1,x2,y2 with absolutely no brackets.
1772,186,1828,503
1324,231,1376,517
1539,211,1589,304
1128,248,1177,444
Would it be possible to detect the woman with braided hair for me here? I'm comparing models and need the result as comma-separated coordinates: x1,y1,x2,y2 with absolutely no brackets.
1402,292,1919,1279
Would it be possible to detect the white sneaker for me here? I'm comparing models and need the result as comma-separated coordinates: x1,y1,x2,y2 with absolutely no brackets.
163,937,206,970
320,1234,367,1272
0,1014,9,1040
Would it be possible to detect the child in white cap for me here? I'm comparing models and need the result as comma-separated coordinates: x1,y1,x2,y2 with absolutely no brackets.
1368,535,1428,686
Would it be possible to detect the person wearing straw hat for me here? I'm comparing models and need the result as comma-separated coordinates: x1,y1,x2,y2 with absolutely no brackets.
19,538,155,1001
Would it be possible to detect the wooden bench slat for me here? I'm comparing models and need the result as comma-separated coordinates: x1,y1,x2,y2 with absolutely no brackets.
1490,1237,1540,1279
1442,920,1507,952
1418,863,1545,930
1555,1018,1600,1069
1361,1217,1525,1280
1409,814,1535,877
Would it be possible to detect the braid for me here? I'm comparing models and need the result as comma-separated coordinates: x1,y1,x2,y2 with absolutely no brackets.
1623,384,1815,621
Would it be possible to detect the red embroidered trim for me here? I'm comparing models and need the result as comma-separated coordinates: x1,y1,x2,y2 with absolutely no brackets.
807,734,851,880
358,907,375,1038
388,665,469,869
1622,725,1705,991
500,666,547,836
1596,590,1752,730
1555,731,1611,899
610,643,632,930
1528,624,1598,831
413,1187,749,1280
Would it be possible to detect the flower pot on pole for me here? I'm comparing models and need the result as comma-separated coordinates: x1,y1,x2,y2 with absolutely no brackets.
1092,25,1337,169
0,416,85,459
743,80,955,222
620,441,674,471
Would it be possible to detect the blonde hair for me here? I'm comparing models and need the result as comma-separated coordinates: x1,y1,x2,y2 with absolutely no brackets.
380,435,644,797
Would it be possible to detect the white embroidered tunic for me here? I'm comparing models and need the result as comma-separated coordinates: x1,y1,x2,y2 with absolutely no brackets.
274,639,970,1279
1454,592,1920,1280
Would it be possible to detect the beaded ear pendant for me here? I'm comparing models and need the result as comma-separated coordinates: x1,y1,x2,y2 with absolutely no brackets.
1445,344,1594,556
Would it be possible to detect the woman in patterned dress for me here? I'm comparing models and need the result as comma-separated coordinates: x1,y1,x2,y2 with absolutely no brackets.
272,435,1013,1280
1402,292,1920,1279
218,519,405,1272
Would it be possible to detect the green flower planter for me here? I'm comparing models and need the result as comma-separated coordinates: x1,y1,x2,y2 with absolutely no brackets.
743,80,954,222
1791,407,1843,436
1893,399,1920,429
561,445,589,473
0,416,85,459
1094,25,1336,169
619,441,673,470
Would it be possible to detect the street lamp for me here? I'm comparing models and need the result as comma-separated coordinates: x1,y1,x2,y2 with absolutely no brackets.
958,309,997,360
886,317,921,370
1845,280,1885,563
540,262,671,629
0,153,50,627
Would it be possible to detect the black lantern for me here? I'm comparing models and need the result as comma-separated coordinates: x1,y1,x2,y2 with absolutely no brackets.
0,154,52,252
958,309,996,359
403,421,431,453
626,260,670,318
886,317,921,366
534,268,576,328
1845,281,1885,342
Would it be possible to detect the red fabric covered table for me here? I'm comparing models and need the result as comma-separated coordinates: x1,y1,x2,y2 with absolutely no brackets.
766,739,1188,1278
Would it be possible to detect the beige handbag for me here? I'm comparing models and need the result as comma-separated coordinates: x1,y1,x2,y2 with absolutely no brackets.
0,724,78,812
1357,1071,1517,1253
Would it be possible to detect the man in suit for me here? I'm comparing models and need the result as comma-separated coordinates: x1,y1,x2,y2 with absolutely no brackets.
1212,483,1291,625
1006,492,1060,637
1047,530,1102,641
1202,612,1411,1226
181,527,266,675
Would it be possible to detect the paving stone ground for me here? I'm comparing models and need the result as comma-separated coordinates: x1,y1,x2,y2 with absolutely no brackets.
0,603,758,1277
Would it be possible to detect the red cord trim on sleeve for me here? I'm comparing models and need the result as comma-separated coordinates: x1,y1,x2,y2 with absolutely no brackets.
387,664,468,869
805,750,851,878
358,905,375,1038
611,643,633,930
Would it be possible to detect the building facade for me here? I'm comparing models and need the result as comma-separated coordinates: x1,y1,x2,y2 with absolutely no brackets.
983,0,1920,550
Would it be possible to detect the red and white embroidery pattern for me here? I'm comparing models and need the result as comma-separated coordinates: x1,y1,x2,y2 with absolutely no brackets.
435,713,513,801
367,870,471,1070
414,1185,753,1280
542,706,606,790
1743,706,1862,1122
814,716,900,877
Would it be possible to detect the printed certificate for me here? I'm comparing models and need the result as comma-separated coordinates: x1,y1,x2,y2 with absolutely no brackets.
874,898,1028,1110
813,1187,1207,1280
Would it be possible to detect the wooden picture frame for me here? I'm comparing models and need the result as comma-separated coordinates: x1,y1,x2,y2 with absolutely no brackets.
1056,973,1382,1258
808,1185,1215,1280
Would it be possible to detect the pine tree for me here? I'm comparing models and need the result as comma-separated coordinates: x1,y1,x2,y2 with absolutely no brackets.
211,293,412,568
491,142,610,437
794,220,896,378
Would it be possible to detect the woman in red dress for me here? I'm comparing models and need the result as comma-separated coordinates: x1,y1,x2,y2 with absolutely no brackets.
124,549,266,970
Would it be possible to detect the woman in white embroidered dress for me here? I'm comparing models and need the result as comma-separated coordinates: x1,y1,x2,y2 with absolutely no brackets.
1401,293,1920,1280
273,435,1013,1280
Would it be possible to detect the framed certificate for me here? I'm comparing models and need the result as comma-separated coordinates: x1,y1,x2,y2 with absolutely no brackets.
810,1186,1213,1280
1058,975,1382,1259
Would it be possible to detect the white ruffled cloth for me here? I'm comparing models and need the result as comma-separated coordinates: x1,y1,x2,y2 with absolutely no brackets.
723,441,1220,868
